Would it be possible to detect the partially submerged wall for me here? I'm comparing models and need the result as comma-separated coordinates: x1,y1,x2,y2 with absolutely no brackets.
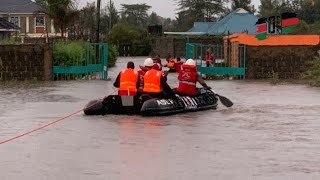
224,33,320,79
246,46,319,79
0,44,52,81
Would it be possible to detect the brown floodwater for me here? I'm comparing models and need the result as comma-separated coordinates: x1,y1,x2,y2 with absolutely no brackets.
1,57,320,180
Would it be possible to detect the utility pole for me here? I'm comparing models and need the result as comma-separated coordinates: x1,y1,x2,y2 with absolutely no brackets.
109,0,112,31
95,0,101,43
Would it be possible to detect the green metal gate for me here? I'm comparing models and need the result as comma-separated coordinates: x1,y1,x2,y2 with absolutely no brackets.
52,42,108,80
186,43,246,79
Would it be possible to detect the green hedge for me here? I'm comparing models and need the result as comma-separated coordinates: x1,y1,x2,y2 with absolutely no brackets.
53,41,118,67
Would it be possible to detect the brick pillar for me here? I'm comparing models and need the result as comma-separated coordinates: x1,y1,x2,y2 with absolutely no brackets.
43,44,52,81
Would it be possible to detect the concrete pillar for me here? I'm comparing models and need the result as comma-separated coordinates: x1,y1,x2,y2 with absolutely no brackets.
26,17,29,33
51,19,55,33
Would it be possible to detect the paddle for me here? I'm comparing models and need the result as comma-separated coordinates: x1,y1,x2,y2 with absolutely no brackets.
210,90,233,107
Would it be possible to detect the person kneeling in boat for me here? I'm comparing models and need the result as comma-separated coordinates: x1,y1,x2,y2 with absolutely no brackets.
142,63,176,99
164,54,176,72
174,57,183,73
113,61,140,96
176,59,211,96
137,58,154,92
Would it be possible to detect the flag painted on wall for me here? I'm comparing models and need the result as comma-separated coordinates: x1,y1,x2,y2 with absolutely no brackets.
256,18,267,40
281,12,299,34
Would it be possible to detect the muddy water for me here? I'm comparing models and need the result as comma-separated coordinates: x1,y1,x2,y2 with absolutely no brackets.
1,57,320,180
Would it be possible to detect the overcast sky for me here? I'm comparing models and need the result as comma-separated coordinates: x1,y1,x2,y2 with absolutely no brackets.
78,0,261,19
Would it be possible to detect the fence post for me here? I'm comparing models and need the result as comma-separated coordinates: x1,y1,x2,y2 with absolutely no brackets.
102,43,108,80
43,44,52,81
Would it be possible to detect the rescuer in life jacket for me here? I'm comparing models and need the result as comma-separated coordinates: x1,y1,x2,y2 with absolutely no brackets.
174,57,183,73
152,54,163,71
113,61,140,96
137,58,153,92
142,63,176,99
164,54,176,72
176,59,212,96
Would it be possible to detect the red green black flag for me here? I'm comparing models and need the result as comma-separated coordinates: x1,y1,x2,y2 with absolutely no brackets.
281,12,299,34
256,18,267,40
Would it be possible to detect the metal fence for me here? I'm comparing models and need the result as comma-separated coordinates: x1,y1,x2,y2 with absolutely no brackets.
186,43,246,79
52,42,108,80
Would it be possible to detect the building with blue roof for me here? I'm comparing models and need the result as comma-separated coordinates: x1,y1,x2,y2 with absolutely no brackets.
207,8,258,35
165,8,258,35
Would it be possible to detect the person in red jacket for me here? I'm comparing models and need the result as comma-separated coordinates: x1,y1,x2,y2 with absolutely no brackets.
137,58,153,92
205,48,214,67
174,57,183,73
113,61,140,96
176,59,211,96
152,54,163,70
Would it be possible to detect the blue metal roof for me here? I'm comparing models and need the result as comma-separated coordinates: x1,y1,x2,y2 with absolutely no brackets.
187,22,216,33
207,8,258,35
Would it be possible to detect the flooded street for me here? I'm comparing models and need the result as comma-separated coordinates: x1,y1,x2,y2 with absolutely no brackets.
1,57,320,180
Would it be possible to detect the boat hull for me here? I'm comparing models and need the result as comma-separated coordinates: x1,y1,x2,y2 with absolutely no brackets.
83,88,218,116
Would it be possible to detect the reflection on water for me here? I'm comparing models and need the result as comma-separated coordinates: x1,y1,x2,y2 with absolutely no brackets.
1,57,320,180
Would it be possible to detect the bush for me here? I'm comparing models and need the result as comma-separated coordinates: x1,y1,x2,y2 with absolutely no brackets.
302,53,320,86
53,41,86,66
108,45,118,67
53,41,118,67
108,24,151,56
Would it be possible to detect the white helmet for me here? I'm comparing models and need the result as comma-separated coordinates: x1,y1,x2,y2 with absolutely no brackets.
144,58,154,67
185,59,196,66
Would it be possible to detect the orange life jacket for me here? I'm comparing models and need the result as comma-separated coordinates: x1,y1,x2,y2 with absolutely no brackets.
176,64,197,95
119,68,138,96
143,69,162,93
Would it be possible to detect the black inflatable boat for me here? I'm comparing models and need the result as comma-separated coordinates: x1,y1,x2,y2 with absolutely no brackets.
83,88,218,116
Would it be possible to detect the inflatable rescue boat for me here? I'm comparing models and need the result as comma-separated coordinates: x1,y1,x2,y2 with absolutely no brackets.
83,88,218,116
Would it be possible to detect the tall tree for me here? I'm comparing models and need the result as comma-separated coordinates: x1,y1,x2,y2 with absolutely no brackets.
100,2,119,35
120,3,151,27
96,0,101,42
149,12,160,25
35,0,75,37
231,0,255,13
299,0,320,24
258,0,298,17
79,2,96,40
175,0,228,30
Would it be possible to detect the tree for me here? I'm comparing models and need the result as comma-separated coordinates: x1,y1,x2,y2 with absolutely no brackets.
175,0,228,30
78,2,96,40
149,12,160,25
299,0,320,24
120,3,151,27
35,0,75,37
231,0,255,13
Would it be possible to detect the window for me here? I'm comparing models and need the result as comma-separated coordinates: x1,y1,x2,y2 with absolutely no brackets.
9,17,19,26
36,16,45,27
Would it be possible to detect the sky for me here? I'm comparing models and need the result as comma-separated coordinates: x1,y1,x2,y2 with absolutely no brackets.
79,0,261,19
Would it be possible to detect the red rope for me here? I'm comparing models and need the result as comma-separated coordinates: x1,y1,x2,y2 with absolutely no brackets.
0,90,116,145
0,109,83,145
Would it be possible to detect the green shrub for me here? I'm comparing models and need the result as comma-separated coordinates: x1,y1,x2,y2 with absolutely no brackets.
108,45,118,67
108,24,151,56
53,41,86,66
302,54,320,86
0,38,20,45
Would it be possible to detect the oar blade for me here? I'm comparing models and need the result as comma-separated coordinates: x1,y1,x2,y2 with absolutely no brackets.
217,94,233,107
